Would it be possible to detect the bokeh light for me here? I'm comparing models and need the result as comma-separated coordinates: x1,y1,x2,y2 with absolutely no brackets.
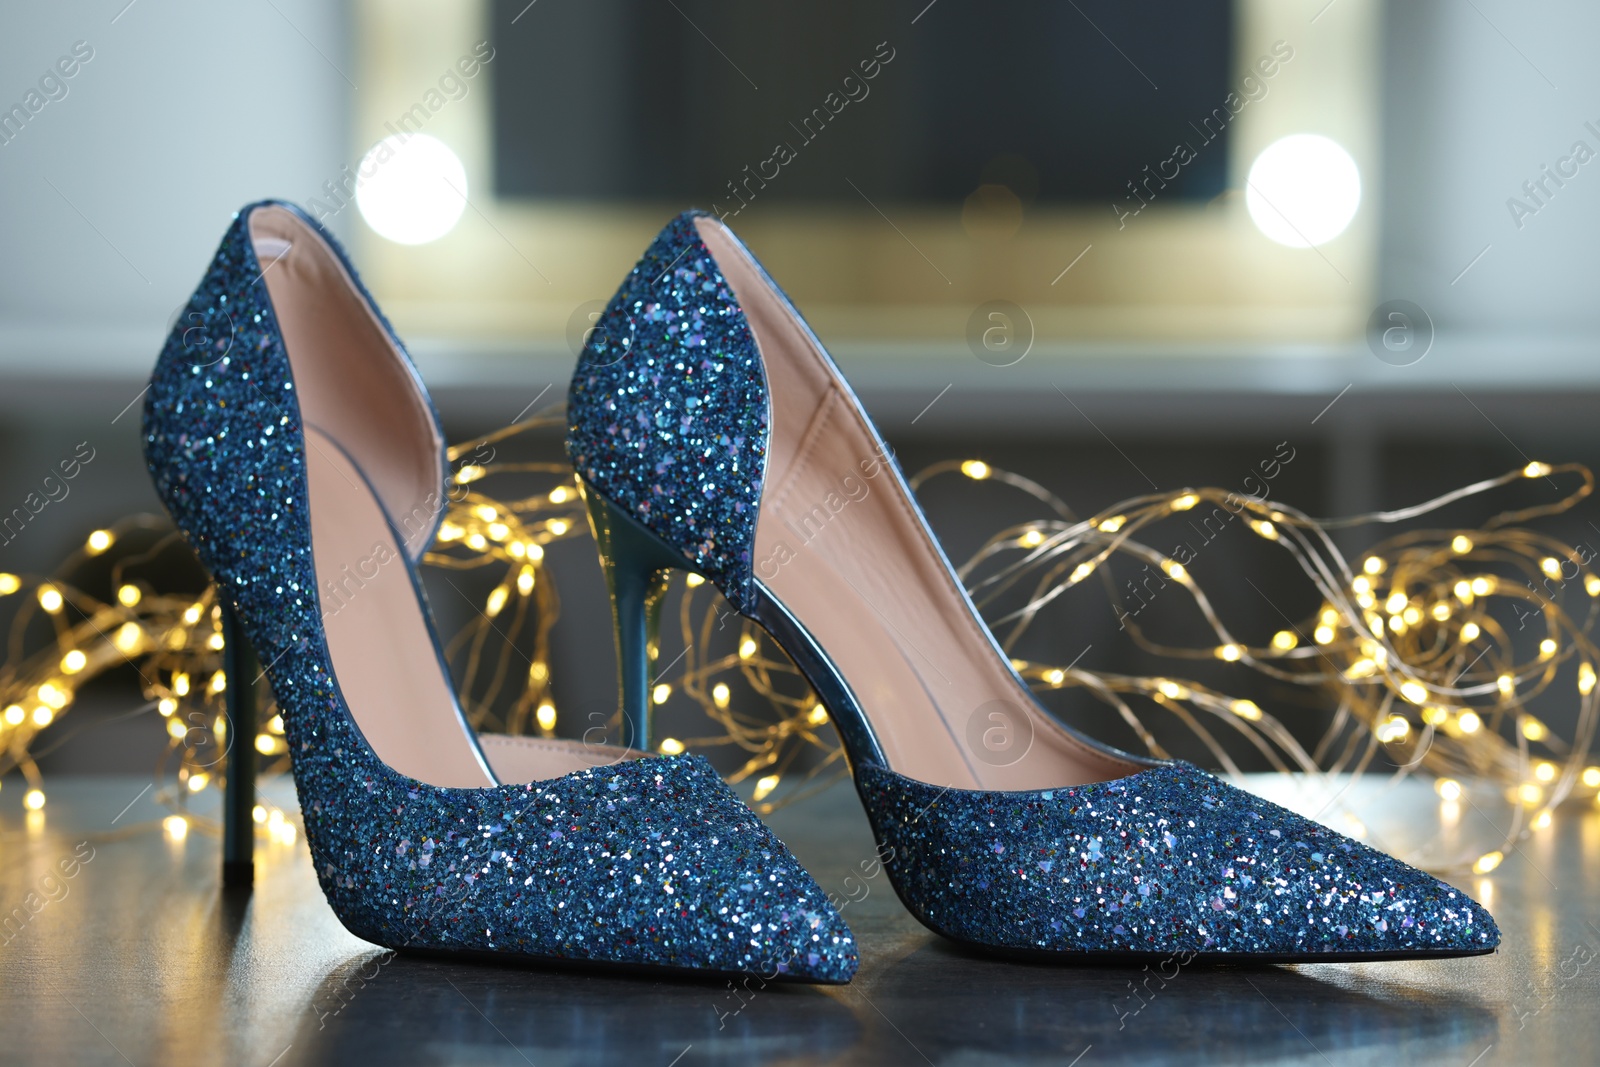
355,133,469,245
1246,134,1361,248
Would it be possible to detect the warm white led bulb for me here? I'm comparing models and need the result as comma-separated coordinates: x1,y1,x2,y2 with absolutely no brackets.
355,134,469,245
1246,134,1361,248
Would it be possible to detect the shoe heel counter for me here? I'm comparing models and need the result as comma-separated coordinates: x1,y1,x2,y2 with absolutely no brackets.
565,211,770,612
141,207,318,653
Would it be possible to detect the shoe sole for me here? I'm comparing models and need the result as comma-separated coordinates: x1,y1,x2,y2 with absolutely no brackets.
937,931,1498,966
396,944,853,984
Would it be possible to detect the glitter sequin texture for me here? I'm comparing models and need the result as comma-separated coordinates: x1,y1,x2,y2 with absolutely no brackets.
566,211,768,612
141,201,855,982
567,211,1498,962
858,761,1498,957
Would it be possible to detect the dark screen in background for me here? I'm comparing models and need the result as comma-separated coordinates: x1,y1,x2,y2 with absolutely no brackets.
490,0,1235,207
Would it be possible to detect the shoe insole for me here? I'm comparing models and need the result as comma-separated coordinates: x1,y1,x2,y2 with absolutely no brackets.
695,216,1139,793
251,203,633,789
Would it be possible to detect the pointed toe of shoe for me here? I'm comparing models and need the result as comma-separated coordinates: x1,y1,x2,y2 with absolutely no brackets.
1364,859,1499,957
1460,890,1502,952
677,794,859,983
752,884,859,984
318,752,856,981
1441,878,1500,954
1148,769,1502,960
858,761,1497,961
1239,820,1501,960
1195,778,1501,960
649,759,857,982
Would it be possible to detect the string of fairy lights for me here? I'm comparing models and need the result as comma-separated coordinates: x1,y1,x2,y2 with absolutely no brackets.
931,457,1599,875
1,414,1595,878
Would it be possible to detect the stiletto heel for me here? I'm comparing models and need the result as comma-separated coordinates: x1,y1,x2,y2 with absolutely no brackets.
142,201,854,981
580,479,688,752
569,211,1499,962
219,600,258,888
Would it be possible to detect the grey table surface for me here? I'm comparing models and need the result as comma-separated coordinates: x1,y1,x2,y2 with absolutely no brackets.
0,772,1593,1067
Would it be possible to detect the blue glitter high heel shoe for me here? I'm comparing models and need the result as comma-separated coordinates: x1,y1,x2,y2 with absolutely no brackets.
567,211,1500,963
141,201,857,982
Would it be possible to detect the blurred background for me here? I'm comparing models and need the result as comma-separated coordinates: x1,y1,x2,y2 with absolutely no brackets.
2,0,1598,778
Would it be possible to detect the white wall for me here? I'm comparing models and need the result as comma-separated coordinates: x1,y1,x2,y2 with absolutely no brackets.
1381,0,1600,335
0,0,348,356
1,0,1597,384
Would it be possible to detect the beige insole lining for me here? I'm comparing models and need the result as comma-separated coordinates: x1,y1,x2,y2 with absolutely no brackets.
696,217,1137,793
255,210,634,789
